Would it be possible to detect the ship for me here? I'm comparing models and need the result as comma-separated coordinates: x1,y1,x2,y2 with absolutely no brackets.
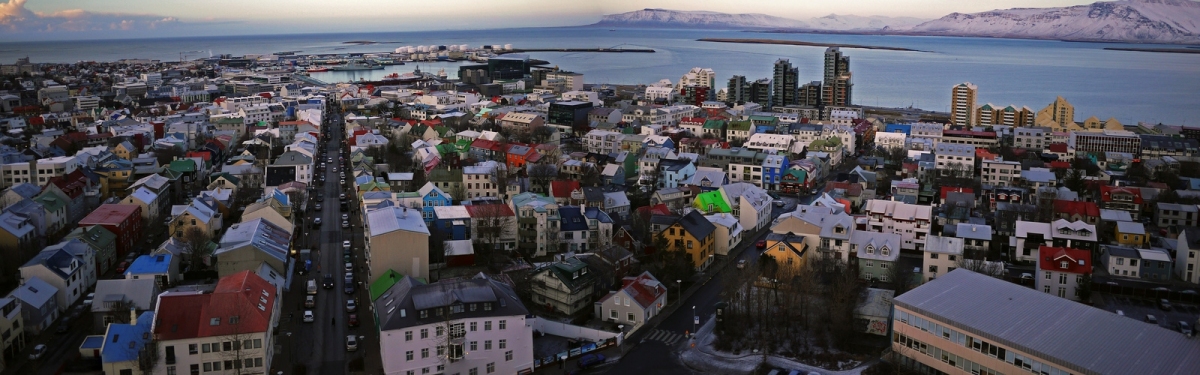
330,61,384,71
306,67,330,72
384,73,400,79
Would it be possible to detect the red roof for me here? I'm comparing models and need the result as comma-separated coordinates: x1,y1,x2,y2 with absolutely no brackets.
1048,143,1069,153
943,129,997,137
1038,246,1092,275
1100,185,1143,204
940,186,974,200
619,272,666,309
79,204,140,226
1048,161,1071,170
185,151,211,161
680,117,704,126
463,204,515,218
1053,200,1099,218
976,148,997,160
155,271,277,341
550,180,581,199
634,203,672,222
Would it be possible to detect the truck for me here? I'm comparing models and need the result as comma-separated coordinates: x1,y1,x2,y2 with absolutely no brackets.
297,249,313,275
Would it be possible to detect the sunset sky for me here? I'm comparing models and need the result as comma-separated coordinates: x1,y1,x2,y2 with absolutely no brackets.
1,0,1104,41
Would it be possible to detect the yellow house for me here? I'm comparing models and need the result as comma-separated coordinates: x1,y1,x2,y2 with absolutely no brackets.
763,232,810,269
662,210,717,272
1115,221,1148,247
168,197,223,239
112,141,137,160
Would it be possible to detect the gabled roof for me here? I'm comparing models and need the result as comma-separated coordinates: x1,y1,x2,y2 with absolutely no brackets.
1100,185,1144,204
1054,199,1099,218
100,311,155,364
851,230,902,261
126,254,172,275
1116,221,1146,234
374,273,528,331
10,276,57,308
91,278,158,313
540,257,596,292
213,218,290,263
155,271,276,341
1038,246,1091,274
676,210,716,240
618,271,665,309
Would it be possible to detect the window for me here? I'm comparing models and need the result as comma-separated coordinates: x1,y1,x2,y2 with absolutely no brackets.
406,351,413,361
188,344,197,355
190,364,199,375
1044,285,1050,293
485,340,492,350
1116,258,1124,265
499,339,507,349
610,309,617,319
420,329,428,339
505,350,513,361
1058,287,1066,298
485,321,492,331
405,331,412,341
470,341,478,351
167,366,176,375
470,322,477,331
1059,274,1067,284
487,363,495,373
421,348,429,358
469,369,478,375
628,312,636,322
499,320,506,330
930,253,938,259
436,326,444,336
1044,271,1051,279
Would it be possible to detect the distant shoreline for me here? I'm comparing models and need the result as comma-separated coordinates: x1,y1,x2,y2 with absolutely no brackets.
696,38,921,52
1103,47,1200,55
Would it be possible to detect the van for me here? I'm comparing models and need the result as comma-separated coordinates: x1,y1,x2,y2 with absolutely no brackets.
307,280,318,295
1115,310,1125,317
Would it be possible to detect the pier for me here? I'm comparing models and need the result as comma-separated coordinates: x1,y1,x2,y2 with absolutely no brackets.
497,48,655,54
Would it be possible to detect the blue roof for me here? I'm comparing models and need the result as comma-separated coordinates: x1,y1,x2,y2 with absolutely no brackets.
81,336,104,350
558,207,589,232
101,311,155,363
126,254,171,275
884,123,912,135
271,189,289,206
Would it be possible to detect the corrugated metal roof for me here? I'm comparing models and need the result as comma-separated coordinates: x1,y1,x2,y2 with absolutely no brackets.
368,206,430,236
895,269,1200,375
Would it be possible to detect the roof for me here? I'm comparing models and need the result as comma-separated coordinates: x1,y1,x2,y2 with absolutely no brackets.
1116,221,1146,234
1104,245,1142,259
91,278,158,312
126,254,171,275
1054,200,1099,218
1038,246,1091,274
676,210,716,240
153,271,277,341
373,273,528,331
1100,185,1144,204
851,231,902,261
213,218,290,263
101,311,155,363
954,223,991,240
694,191,731,213
367,206,431,236
80,204,140,226
613,271,665,309
10,276,58,307
894,269,1200,375
369,269,407,301
1137,247,1172,263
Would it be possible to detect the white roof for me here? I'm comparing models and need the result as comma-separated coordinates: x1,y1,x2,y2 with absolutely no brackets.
367,206,430,236
444,240,474,256
924,235,964,255
955,223,991,240
1099,209,1133,222
432,205,470,220
1137,248,1172,262
1116,221,1145,234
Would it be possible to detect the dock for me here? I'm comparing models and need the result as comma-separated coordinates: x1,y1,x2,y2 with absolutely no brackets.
497,48,654,54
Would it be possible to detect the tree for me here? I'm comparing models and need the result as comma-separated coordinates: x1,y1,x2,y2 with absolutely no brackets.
541,225,562,258
410,167,428,191
956,251,1004,278
212,301,269,375
104,299,136,326
528,163,557,194
155,145,184,166
1063,168,1087,195
137,336,160,375
471,204,516,269
182,227,213,272
887,259,917,296
579,163,601,187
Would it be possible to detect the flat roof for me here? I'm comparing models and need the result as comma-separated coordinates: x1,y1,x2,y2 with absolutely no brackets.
895,269,1200,375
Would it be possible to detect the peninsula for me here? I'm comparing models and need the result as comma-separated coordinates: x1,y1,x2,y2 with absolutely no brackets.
697,38,920,52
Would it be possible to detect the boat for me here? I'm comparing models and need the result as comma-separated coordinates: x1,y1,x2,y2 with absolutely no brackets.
330,61,384,71
384,73,400,79
306,67,330,72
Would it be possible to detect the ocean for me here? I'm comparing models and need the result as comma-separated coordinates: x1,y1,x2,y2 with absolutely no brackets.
1,27,1197,125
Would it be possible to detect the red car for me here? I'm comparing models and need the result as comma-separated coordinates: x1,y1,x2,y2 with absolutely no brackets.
347,314,359,327
756,240,766,250
115,261,130,274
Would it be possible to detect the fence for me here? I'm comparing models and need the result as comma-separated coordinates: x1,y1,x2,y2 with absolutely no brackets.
529,317,621,369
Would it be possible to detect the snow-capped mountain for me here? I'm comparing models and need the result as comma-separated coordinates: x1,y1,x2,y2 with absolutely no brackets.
907,0,1200,43
593,8,811,29
807,14,928,31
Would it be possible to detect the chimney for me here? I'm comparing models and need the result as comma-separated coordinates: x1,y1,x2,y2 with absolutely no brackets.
130,306,138,325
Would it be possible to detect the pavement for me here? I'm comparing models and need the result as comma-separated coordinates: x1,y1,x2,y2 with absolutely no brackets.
270,108,385,375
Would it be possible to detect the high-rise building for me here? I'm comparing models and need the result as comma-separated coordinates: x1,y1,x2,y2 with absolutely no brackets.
800,81,822,107
951,82,978,127
727,75,749,105
822,47,852,106
679,67,716,100
749,78,772,106
772,59,799,108
1036,96,1075,128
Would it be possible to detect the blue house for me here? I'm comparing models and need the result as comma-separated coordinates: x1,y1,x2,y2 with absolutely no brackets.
418,182,453,224
125,253,178,287
99,311,155,374
644,135,675,150
762,154,790,191
884,123,912,135
432,205,471,240
658,159,697,189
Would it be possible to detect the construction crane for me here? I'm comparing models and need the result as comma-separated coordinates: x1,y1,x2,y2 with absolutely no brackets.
179,50,204,62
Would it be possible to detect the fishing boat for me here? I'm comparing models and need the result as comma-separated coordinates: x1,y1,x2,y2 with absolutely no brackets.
306,67,330,72
383,73,400,79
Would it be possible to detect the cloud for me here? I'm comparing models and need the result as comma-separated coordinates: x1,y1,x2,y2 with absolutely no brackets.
0,0,181,34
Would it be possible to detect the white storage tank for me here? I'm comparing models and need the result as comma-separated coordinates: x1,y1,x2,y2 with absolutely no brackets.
504,44,513,50
459,44,469,51
417,46,428,53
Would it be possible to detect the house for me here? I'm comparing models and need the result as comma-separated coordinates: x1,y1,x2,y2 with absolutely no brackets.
922,235,963,282
720,182,773,232
1115,221,1147,247
9,277,58,335
89,277,158,332
1035,246,1091,301
762,232,810,270
1053,199,1100,225
366,206,431,283
212,218,290,278
98,311,155,375
951,223,991,256
1100,245,1154,280
465,203,519,252
19,243,92,312
169,197,223,239
1099,185,1143,221
0,295,24,371
770,205,853,261
65,225,118,276
0,210,38,282
240,200,294,235
151,271,279,375
1155,202,1198,230
578,245,637,289
593,271,666,335
864,199,932,252
78,204,143,263
852,231,903,282
531,257,597,315
125,253,179,287
120,186,164,223
1177,227,1200,284
662,210,717,271
705,213,743,256
374,274,534,375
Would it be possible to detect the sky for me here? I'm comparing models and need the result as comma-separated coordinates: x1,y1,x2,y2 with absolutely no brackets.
1,0,1105,41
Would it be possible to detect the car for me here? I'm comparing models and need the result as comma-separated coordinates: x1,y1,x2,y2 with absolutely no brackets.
303,310,314,323
346,335,358,351
315,203,322,211
342,213,349,221
305,295,316,308
737,259,747,269
1145,314,1158,324
82,292,95,307
316,195,324,202
346,299,357,312
344,253,351,263
344,279,356,294
342,220,350,229
55,317,71,334
116,261,130,274
347,313,359,327
1160,299,1173,311
345,262,354,272
1179,321,1194,337
577,353,606,369
332,167,337,172
339,194,346,201
340,172,345,179
322,274,335,289
29,344,46,360
343,240,351,250
756,240,766,250
773,200,785,207
328,158,333,163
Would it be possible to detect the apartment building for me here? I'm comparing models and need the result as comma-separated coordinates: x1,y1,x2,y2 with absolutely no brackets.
1155,202,1198,228
1013,127,1051,150
366,206,431,283
922,235,963,282
892,269,1200,375
864,199,932,252
934,143,975,178
980,159,1020,187
950,82,977,127
1035,246,1091,301
584,130,623,155
376,274,534,375
1099,185,1143,221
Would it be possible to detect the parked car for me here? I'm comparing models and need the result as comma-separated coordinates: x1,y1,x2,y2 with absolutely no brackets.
577,353,606,369
342,213,349,221
315,203,322,211
55,317,71,334
305,295,316,308
115,261,130,274
342,220,350,229
737,260,747,269
1160,299,1172,311
1146,314,1158,325
82,292,95,307
347,313,359,327
343,240,351,250
756,240,766,250
303,310,314,323
346,335,358,351
345,262,353,272
344,279,356,294
1179,321,1194,337
29,344,46,360
346,299,357,313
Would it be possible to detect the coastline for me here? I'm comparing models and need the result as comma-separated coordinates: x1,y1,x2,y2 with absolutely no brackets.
1104,47,1200,55
696,38,921,52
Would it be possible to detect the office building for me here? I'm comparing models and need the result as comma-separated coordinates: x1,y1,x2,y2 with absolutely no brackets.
1069,130,1141,156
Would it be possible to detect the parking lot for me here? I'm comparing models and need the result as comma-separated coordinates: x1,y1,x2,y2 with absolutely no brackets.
1096,293,1199,335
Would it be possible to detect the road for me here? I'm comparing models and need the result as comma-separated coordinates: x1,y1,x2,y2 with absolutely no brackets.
606,195,807,374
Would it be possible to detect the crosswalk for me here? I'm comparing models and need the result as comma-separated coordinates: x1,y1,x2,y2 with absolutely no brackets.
642,329,686,345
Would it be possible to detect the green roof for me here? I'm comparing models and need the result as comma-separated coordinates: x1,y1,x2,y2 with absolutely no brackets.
214,117,244,124
437,143,458,154
545,258,596,292
34,193,67,211
749,115,778,123
370,269,405,300
702,119,727,129
428,168,463,182
210,172,241,185
693,191,731,213
168,159,196,173
728,120,753,131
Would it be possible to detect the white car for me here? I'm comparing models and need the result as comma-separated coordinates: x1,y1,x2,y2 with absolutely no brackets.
29,344,46,360
346,335,358,351
342,220,350,229
342,213,349,220
345,262,353,272
343,240,351,250
346,299,357,313
303,310,314,323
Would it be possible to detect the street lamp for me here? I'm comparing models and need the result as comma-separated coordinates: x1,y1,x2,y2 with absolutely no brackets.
676,280,681,303
692,305,697,338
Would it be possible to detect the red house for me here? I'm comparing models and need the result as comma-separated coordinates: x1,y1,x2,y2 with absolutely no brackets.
1099,185,1144,220
505,143,539,171
79,204,143,264
1053,200,1100,225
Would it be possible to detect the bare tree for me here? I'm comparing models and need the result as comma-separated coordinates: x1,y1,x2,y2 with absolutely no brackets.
580,163,601,187
471,204,516,268
541,225,562,257
212,302,269,375
956,251,1004,278
528,163,557,194
182,227,213,272
103,299,136,326
887,260,917,296
137,336,160,375
155,145,184,166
